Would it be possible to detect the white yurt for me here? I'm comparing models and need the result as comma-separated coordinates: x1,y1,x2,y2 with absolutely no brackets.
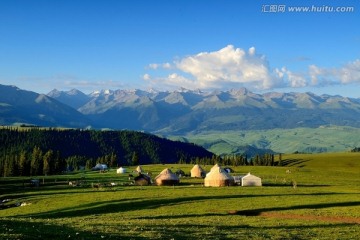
92,163,108,171
204,164,234,187
116,167,126,174
190,164,206,178
154,168,180,186
241,173,262,187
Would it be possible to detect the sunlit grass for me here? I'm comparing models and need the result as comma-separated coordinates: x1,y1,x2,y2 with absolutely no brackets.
1,153,360,239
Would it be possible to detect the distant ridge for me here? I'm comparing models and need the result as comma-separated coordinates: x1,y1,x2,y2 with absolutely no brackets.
0,84,91,128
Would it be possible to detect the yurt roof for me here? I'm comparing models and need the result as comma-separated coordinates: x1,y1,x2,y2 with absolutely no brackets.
242,172,261,179
192,164,204,170
136,165,143,172
155,168,179,181
205,166,231,180
210,163,221,171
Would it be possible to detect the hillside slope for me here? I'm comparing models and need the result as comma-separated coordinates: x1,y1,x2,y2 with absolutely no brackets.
0,84,90,128
0,128,214,176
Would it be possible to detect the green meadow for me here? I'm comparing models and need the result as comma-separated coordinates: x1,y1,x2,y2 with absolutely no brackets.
1,152,360,239
175,126,360,155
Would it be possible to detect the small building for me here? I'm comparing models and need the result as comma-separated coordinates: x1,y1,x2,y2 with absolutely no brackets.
190,164,206,178
241,173,262,187
154,168,180,186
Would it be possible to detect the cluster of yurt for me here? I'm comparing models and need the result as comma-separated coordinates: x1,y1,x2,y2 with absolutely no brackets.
191,164,262,187
119,164,262,188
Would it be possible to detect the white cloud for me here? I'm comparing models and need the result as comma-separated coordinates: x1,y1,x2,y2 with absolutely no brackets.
143,73,151,81
148,62,172,70
308,59,360,86
145,45,277,90
144,45,360,91
280,67,307,88
175,45,272,87
339,59,360,83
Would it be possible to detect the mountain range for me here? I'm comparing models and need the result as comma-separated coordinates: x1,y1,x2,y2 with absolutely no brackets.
47,86,360,134
2,84,360,132
1,83,360,154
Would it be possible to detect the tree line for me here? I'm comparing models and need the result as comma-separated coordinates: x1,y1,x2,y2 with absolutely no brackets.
180,153,277,167
0,128,213,177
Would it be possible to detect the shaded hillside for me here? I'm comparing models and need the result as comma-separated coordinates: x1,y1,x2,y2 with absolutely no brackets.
0,128,214,176
0,84,90,128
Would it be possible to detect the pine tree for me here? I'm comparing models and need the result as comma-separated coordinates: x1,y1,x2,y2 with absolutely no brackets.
110,152,117,167
18,151,27,176
131,151,139,166
43,150,53,176
3,155,14,177
31,146,43,176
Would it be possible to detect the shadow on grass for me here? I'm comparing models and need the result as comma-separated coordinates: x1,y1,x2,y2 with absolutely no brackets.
13,192,357,219
133,201,360,219
2,218,357,240
281,158,310,167
0,218,144,240
262,183,331,187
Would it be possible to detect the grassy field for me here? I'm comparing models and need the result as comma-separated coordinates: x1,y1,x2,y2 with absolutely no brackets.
1,152,360,239
174,126,360,155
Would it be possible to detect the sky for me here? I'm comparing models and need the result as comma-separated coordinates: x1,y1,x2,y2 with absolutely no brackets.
0,0,359,97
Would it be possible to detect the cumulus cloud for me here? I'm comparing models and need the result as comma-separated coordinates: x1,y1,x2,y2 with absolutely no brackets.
175,45,275,89
144,45,360,91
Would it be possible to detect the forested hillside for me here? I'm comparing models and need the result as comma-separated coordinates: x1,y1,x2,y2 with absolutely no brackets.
0,128,213,177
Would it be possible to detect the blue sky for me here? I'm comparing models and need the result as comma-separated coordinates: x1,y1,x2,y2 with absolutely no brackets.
0,0,359,97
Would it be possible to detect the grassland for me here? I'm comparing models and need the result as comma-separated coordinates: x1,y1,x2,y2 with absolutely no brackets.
1,152,360,239
176,126,360,155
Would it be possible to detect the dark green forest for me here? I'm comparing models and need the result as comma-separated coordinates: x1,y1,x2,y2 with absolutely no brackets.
0,128,214,177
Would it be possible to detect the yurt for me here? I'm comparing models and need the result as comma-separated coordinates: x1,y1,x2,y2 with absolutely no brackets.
190,164,206,178
154,168,180,186
241,173,262,187
92,163,108,171
134,174,152,186
204,164,234,187
210,163,221,172
136,165,143,173
116,167,126,174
